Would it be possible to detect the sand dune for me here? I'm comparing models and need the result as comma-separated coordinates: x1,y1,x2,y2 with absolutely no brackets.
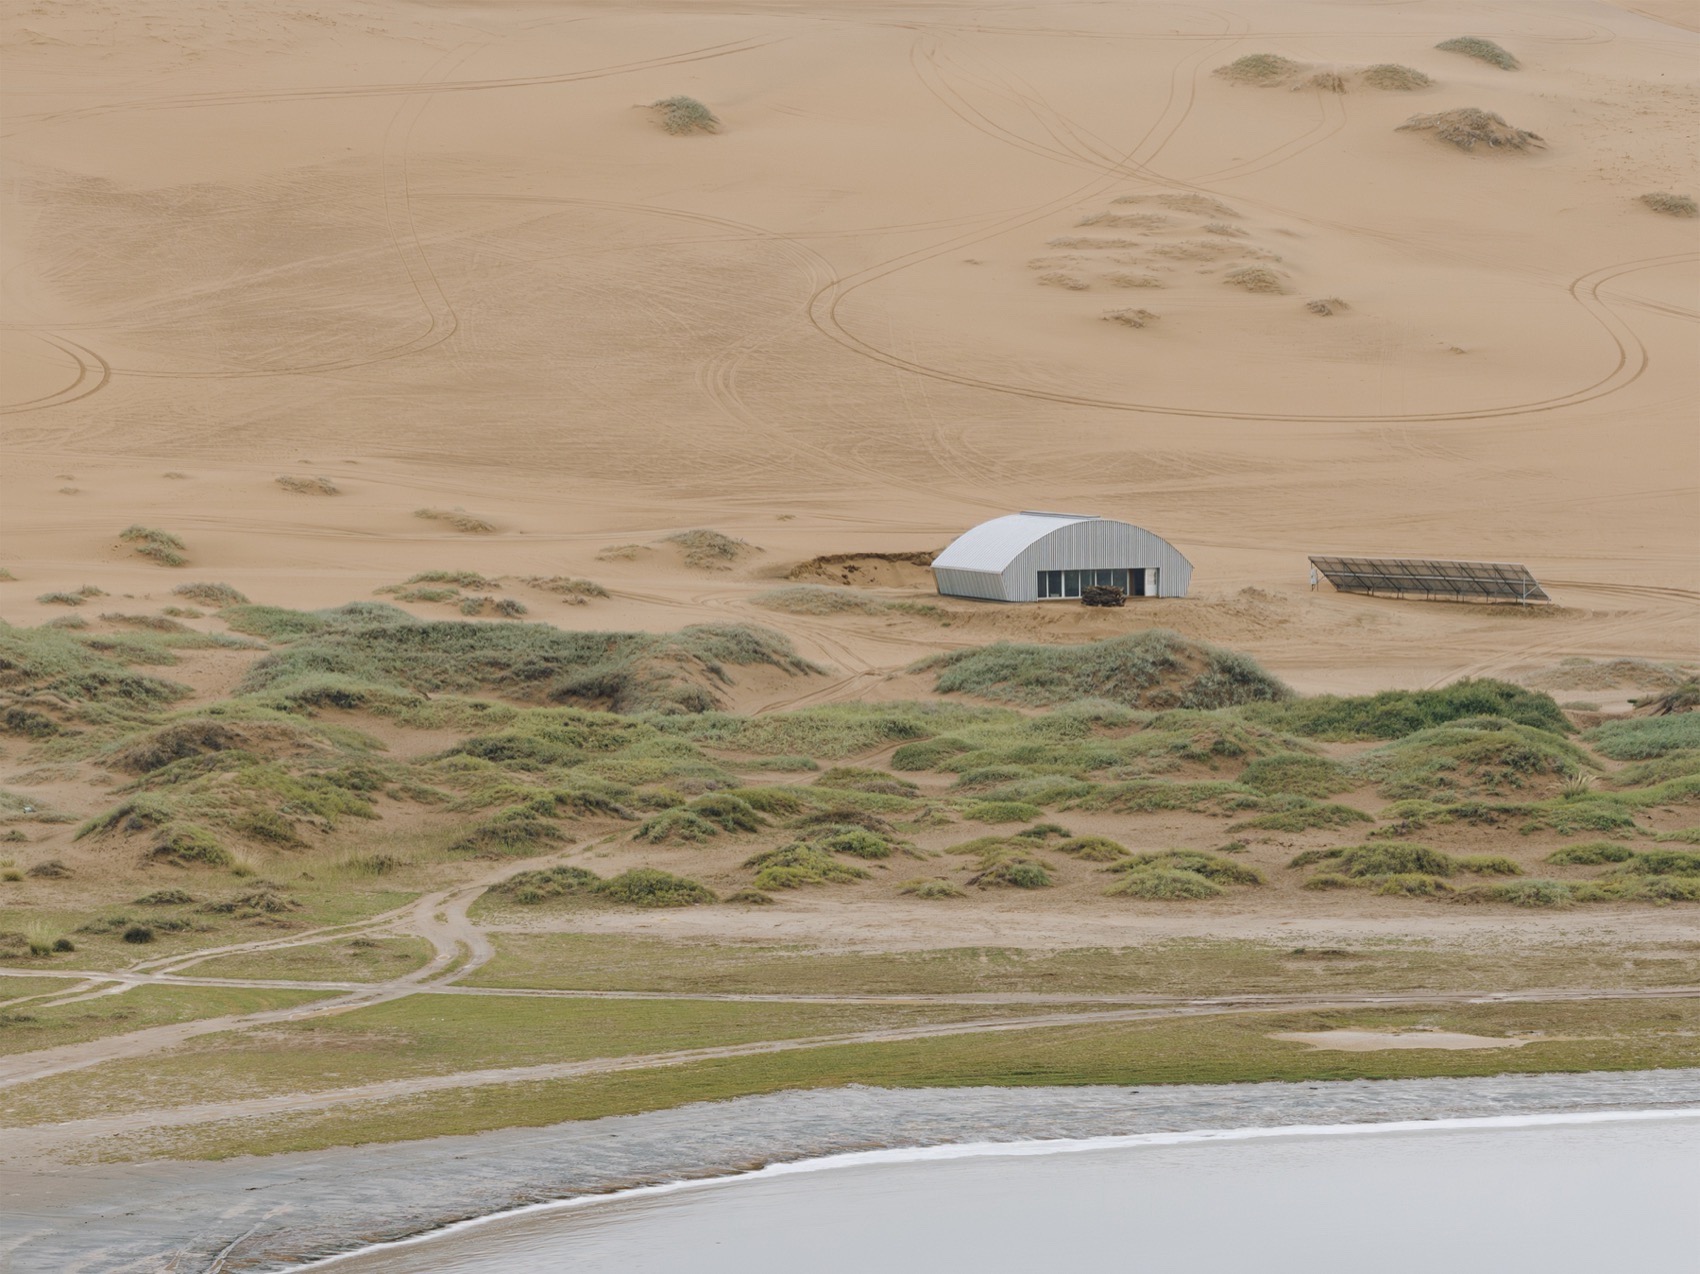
2,0,1695,692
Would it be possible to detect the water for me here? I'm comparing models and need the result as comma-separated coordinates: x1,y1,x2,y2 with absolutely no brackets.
318,1111,1700,1273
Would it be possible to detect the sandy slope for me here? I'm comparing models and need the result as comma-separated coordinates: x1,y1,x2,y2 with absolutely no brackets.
2,0,1695,691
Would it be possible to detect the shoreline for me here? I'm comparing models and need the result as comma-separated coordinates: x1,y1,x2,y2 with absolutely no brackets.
6,1069,1698,1272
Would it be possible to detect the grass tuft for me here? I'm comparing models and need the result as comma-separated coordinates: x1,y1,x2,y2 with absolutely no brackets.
1397,108,1542,151
1215,53,1304,84
415,508,496,534
275,476,339,496
1362,63,1431,90
653,96,720,134
120,526,187,567
1434,37,1518,70
663,530,751,569
1639,191,1698,218
173,582,248,607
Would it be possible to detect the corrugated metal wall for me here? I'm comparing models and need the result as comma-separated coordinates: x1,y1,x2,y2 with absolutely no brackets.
934,520,1193,601
931,568,1006,601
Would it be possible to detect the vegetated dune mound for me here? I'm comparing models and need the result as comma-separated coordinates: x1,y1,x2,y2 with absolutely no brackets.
1215,54,1432,92
788,552,939,588
662,529,756,570
1031,192,1316,304
1398,108,1544,152
1640,191,1698,217
108,718,333,774
915,630,1292,711
1434,36,1519,71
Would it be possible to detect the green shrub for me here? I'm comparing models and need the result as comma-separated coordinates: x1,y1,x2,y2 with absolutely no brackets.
1362,63,1432,90
1453,855,1522,876
1054,835,1129,862
635,808,720,843
890,737,976,771
145,826,233,869
120,526,187,567
653,96,720,135
1253,680,1568,739
1640,192,1698,218
898,878,966,899
1114,850,1262,886
134,888,195,905
0,622,189,707
1458,879,1576,908
1544,841,1633,868
1239,754,1353,798
1587,716,1700,760
447,811,564,857
173,582,248,607
1615,850,1700,877
1435,36,1518,69
1233,802,1373,832
1106,868,1222,900
814,767,919,797
967,851,1052,889
727,888,773,905
494,865,601,903
687,793,766,833
745,844,870,889
1328,844,1456,877
122,924,156,943
804,826,894,859
1374,873,1454,897
597,868,714,907
963,800,1043,824
919,632,1289,711
1214,53,1303,84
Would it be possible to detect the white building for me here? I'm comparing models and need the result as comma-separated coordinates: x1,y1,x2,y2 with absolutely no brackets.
930,511,1193,602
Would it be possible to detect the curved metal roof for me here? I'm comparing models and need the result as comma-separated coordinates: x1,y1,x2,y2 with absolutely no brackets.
931,511,1100,572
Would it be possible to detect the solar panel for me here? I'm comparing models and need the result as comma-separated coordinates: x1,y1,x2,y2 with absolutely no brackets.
1309,556,1551,604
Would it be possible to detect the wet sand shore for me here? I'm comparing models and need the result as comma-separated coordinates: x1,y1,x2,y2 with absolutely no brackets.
6,1069,1697,1272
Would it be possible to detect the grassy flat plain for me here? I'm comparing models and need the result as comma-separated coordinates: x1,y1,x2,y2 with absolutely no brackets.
109,996,1700,1162
0,984,331,1057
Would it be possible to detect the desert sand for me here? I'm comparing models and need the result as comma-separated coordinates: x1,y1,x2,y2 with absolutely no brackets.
1,2,1697,1266
2,0,1695,693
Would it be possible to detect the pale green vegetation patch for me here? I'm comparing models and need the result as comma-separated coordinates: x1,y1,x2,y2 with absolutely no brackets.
120,525,187,567
653,96,719,135
1586,715,1700,760
1434,36,1518,69
1398,108,1542,151
917,632,1290,710
114,998,1700,1161
1362,63,1431,90
1215,53,1304,84
185,935,434,982
663,529,747,568
0,984,328,1056
1640,191,1698,218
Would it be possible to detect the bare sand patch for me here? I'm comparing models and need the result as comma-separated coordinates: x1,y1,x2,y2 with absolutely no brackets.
1271,1030,1535,1052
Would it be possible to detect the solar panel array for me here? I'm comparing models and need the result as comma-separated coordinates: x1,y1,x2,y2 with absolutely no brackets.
1309,556,1551,604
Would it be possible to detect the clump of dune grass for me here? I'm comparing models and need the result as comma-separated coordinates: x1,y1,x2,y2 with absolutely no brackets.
275,475,339,495
664,529,750,569
1106,866,1222,899
1224,266,1286,293
918,631,1290,711
1054,835,1130,862
393,571,502,591
1435,37,1518,70
1102,308,1159,328
1362,63,1432,90
966,846,1052,888
898,877,965,899
415,508,496,534
1239,753,1353,798
37,586,104,606
521,577,609,602
1306,297,1348,315
495,865,602,904
1299,70,1346,93
653,96,720,135
1114,849,1263,886
753,586,884,615
1038,272,1090,290
173,582,247,607
1104,272,1163,288
1397,108,1543,151
727,888,774,905
120,526,187,567
597,544,649,562
1639,192,1697,218
745,843,870,890
1215,53,1304,85
1545,841,1634,866
815,767,919,798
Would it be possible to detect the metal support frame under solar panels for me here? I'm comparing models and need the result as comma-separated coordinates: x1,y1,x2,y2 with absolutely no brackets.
1309,556,1551,605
